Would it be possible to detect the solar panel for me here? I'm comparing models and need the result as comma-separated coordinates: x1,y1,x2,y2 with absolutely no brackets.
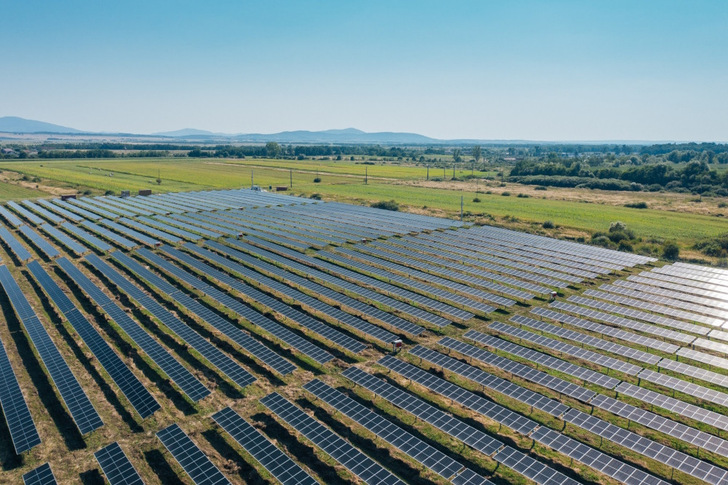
324,249,507,311
18,225,60,259
400,346,721,483
567,296,696,344
436,337,596,402
218,239,430,333
238,236,465,323
0,265,103,434
340,366,505,455
99,219,159,247
584,288,718,331
22,463,57,485
166,244,371,351
53,199,100,221
55,257,210,402
616,381,728,432
0,325,41,454
518,312,661,365
69,198,118,219
370,238,564,290
354,243,544,297
505,317,643,374
94,442,144,485
86,254,256,390
136,216,201,241
28,260,160,419
260,392,405,485
7,201,44,225
303,379,464,479
38,224,88,256
340,366,580,485
61,222,112,252
142,248,334,365
542,304,680,353
403,346,568,417
211,407,319,485
20,200,63,225
117,217,181,244
36,199,81,222
80,220,136,249
466,327,621,388
0,226,33,262
157,423,231,485
638,368,728,407
154,215,220,239
0,205,24,227
114,250,296,376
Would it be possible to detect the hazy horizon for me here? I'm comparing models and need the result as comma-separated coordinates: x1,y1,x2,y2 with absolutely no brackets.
3,1,727,141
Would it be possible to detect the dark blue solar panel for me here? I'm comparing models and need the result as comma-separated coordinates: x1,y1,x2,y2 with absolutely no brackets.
0,265,103,435
157,423,231,485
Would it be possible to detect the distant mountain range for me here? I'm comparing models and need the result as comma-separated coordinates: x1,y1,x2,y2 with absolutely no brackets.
0,116,82,134
0,116,689,145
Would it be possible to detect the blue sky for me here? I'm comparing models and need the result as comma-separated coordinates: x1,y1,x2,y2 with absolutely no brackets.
2,1,727,140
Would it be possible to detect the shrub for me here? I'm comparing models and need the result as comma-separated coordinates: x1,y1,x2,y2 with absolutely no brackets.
313,177,321,183
517,193,530,198
718,202,728,208
371,200,399,211
534,186,548,191
104,190,115,196
542,220,555,229
501,192,511,196
473,197,481,203
624,201,648,209
82,189,93,195
592,235,611,247
618,241,634,252
309,193,322,200
662,241,680,260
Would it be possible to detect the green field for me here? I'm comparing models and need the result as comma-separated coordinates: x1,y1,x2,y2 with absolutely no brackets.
0,182,50,201
1,158,727,245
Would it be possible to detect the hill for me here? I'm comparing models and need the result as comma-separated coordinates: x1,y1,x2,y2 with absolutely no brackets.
0,116,83,134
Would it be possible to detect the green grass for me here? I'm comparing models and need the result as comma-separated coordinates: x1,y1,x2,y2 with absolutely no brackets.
0,181,50,201
3,158,727,243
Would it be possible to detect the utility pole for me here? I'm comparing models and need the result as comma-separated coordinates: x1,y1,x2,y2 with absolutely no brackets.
251,170,254,188
289,169,292,188
365,166,368,185
452,163,455,180
426,165,429,181
460,195,464,221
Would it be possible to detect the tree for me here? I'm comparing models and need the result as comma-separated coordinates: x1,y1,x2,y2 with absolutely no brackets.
452,149,462,164
473,145,482,163
265,142,282,159
662,241,680,260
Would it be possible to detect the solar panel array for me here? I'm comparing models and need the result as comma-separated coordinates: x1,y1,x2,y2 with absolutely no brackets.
56,257,210,402
86,253,257,390
260,392,406,485
115,250,296,375
0,265,103,435
157,423,231,485
166,244,372,351
28,261,160,419
0,323,40,454
211,406,319,485
6,190,728,484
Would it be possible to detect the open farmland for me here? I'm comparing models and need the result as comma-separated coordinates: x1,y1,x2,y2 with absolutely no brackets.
1,188,728,484
1,158,728,248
